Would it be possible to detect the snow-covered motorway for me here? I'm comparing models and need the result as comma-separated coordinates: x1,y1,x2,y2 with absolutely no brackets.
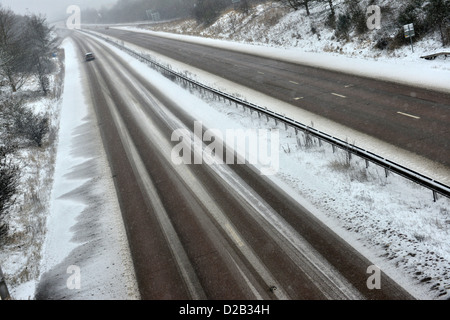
54,30,419,300
93,27,450,169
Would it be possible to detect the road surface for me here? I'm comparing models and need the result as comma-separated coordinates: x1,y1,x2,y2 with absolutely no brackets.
63,30,416,300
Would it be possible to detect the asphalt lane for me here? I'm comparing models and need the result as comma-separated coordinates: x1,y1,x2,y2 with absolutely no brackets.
92,28,450,168
70,31,415,300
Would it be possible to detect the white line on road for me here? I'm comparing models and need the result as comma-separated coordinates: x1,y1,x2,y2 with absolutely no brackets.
397,111,421,119
331,93,346,98
225,223,245,248
106,95,207,300
289,80,299,85
121,78,291,300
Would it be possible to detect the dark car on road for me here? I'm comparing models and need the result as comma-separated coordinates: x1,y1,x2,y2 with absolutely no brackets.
85,52,95,61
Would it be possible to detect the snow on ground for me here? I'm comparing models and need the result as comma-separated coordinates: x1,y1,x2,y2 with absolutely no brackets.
95,26,450,188
126,1,450,90
0,59,64,299
82,31,450,299
33,38,139,300
1,37,139,300
96,1,450,185
114,25,450,93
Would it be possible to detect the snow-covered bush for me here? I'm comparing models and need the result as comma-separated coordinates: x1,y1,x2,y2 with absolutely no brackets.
0,145,18,242
13,107,49,148
1,97,50,148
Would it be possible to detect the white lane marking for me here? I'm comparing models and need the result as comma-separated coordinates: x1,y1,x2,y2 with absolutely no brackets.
225,223,244,247
110,67,291,300
209,162,365,300
331,92,346,98
257,71,265,75
105,94,207,300
227,252,264,300
397,111,421,119
294,97,303,100
91,55,207,299
289,80,299,85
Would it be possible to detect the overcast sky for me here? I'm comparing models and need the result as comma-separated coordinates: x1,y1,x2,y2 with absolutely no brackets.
0,0,117,22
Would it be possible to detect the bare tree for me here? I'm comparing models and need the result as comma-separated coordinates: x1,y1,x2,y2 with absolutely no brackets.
0,7,31,92
425,0,450,46
25,14,57,95
319,0,335,16
276,0,313,15
193,0,229,25
0,144,18,241
238,0,251,15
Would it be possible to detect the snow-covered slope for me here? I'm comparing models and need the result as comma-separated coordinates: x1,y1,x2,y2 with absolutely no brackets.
141,0,450,74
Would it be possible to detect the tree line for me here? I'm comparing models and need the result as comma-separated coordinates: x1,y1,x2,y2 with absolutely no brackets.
81,0,265,25
82,0,198,24
276,0,449,46
80,0,449,46
0,6,57,94
0,6,56,241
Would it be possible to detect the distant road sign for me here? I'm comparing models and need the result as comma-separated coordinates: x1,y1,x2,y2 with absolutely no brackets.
146,10,160,22
403,23,415,53
404,23,415,38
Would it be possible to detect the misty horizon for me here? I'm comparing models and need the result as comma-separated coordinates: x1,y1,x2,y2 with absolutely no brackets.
0,0,117,22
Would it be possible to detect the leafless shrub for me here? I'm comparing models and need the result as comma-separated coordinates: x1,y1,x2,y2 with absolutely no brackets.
14,109,49,148
0,145,19,242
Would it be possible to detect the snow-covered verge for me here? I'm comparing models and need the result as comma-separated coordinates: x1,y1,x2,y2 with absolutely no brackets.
0,52,65,299
83,32,450,299
34,38,138,300
0,38,139,300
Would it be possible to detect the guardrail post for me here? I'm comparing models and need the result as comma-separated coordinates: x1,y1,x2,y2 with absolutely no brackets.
433,190,438,202
0,265,11,300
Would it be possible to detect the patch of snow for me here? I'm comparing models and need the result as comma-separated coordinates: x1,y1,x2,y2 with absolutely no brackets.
35,38,139,300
